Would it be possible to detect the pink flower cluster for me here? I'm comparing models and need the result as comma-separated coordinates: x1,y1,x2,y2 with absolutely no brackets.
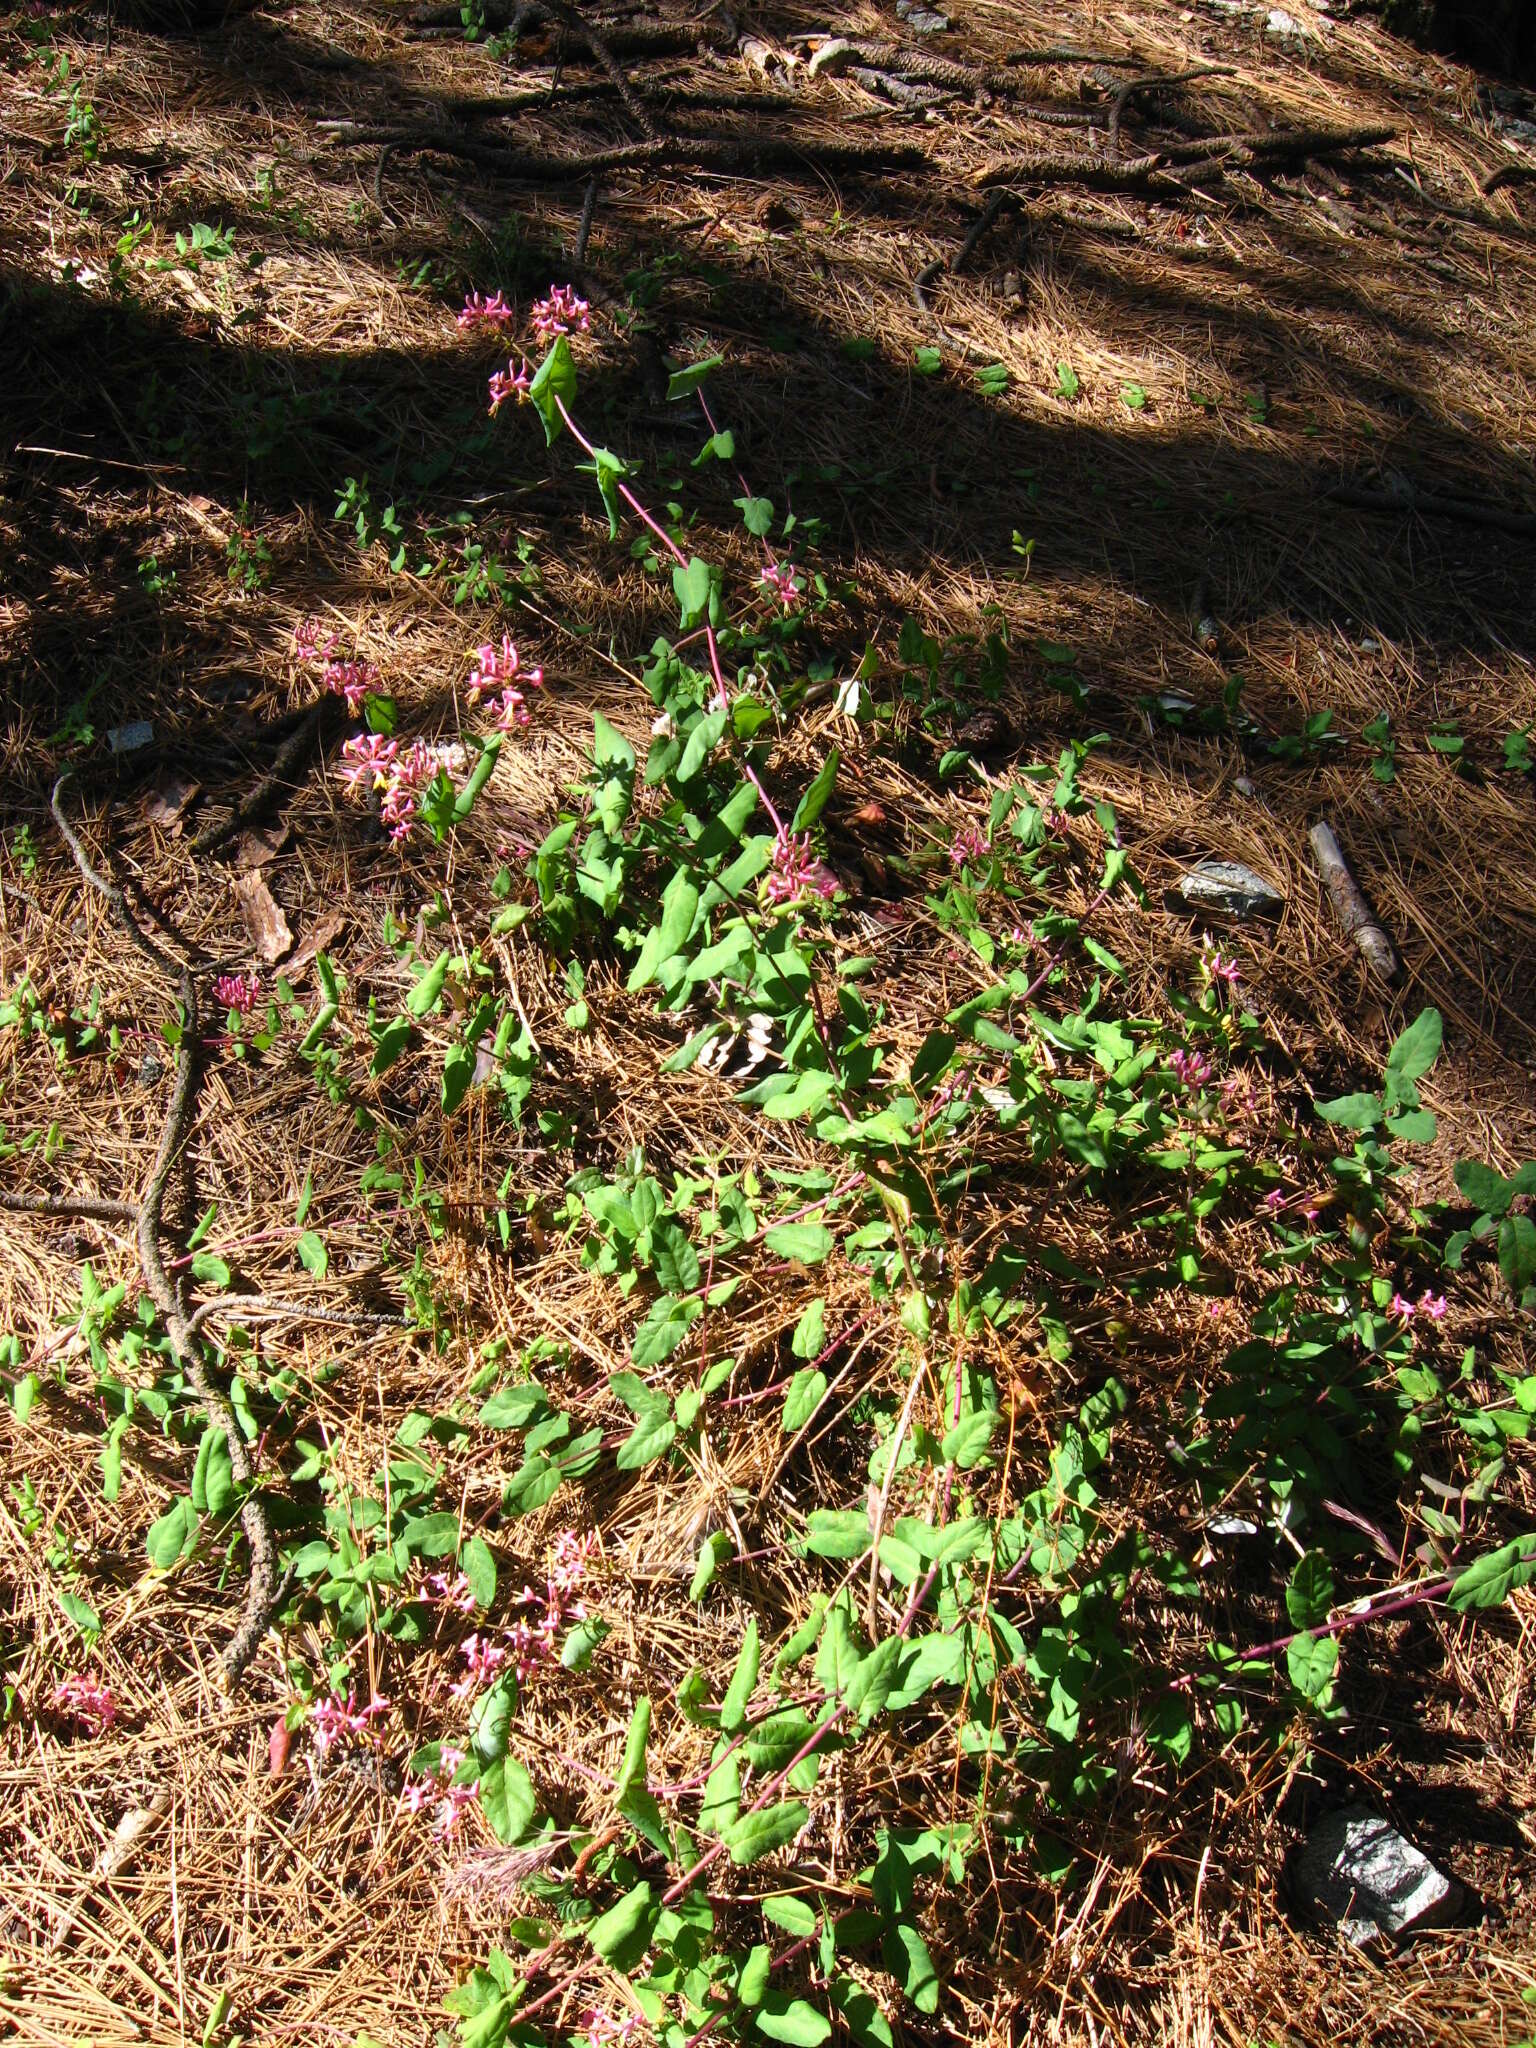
450,1633,510,1703
1168,1048,1213,1090
1392,1289,1448,1323
53,1673,116,1735
760,561,800,611
765,828,838,907
403,1744,480,1839
1201,937,1242,990
425,1569,479,1614
949,824,990,870
458,289,514,332
582,2011,643,2048
506,1530,595,1682
292,620,381,714
214,972,260,1016
310,1687,390,1756
338,734,456,843
1265,1186,1322,1226
488,358,532,415
530,285,590,343
467,635,543,731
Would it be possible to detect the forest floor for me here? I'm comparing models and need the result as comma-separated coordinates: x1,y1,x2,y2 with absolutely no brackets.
3,0,1536,2042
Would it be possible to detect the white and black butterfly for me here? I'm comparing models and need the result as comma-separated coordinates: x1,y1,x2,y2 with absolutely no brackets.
695,1011,779,1083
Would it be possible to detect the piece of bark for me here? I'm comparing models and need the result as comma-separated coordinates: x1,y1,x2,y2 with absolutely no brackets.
233,872,293,964
1310,821,1399,983
232,823,291,871
284,909,348,985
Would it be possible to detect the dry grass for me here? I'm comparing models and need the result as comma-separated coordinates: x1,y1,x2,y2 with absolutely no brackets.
3,0,1536,2040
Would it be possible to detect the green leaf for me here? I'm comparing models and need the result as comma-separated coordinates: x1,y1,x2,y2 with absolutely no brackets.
1499,1215,1536,1298
1055,361,1080,400
629,867,700,991
590,448,629,539
803,1510,870,1559
528,336,577,445
844,1635,901,1725
441,1041,475,1114
615,1412,677,1470
190,1251,231,1288
371,1015,412,1078
469,1674,517,1766
631,1294,701,1367
651,1216,701,1294
462,1535,497,1609
782,1368,828,1434
1386,1107,1437,1144
884,1921,939,2012
755,1999,831,2047
1448,1532,1536,1611
295,1230,329,1278
1455,1158,1514,1219
401,1511,460,1557
739,1945,772,2007
1286,1630,1338,1703
790,1298,827,1360
721,1618,760,1733
726,1800,809,1866
1386,1007,1442,1082
57,1587,100,1638
586,1881,655,1968
478,1383,550,1429
613,1695,651,1807
914,345,942,375
762,1894,818,1938
1285,1551,1334,1630
1317,1091,1381,1131
592,710,636,773
1121,381,1147,411
672,556,718,631
479,1756,536,1843
791,748,839,833
941,1408,997,1469
678,705,728,784
667,354,724,400
146,1496,199,1569
735,494,775,538
191,1425,235,1515
407,950,450,1018
690,1530,732,1601
764,1222,833,1265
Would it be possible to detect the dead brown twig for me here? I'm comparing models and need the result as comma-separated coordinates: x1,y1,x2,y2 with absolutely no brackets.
48,772,282,1692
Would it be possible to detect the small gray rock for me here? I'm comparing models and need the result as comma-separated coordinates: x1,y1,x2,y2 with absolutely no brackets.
896,0,951,31
1294,1808,1463,1948
107,720,155,754
1173,859,1283,919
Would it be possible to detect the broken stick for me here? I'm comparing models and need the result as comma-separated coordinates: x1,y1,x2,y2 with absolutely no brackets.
1310,820,1399,984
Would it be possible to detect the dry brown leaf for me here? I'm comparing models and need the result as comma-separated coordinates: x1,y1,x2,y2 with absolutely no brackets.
233,872,293,963
285,909,348,985
143,774,201,831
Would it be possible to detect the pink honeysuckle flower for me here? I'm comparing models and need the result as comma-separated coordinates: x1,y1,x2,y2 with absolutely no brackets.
764,828,838,907
1390,1292,1416,1321
1264,1187,1287,1212
402,1749,481,1839
549,1530,595,1599
489,686,532,732
487,358,532,415
1168,1048,1212,1090
53,1673,116,1735
449,1633,511,1702
321,657,381,715
425,1570,478,1614
759,561,800,611
293,617,337,665
582,2011,642,2048
338,732,399,792
1419,1291,1448,1321
310,1688,390,1756
458,289,514,332
949,824,990,870
529,284,590,343
214,972,260,1015
1201,936,1242,988
468,636,541,702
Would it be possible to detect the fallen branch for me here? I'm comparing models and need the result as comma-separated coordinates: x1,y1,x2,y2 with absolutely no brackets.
319,122,926,181
51,773,283,1689
1309,821,1399,985
974,124,1397,192
1483,162,1536,197
190,699,341,860
1106,65,1234,160
1325,480,1536,536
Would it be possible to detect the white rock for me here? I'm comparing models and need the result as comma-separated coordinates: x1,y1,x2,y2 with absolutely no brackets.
1294,1808,1463,1948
